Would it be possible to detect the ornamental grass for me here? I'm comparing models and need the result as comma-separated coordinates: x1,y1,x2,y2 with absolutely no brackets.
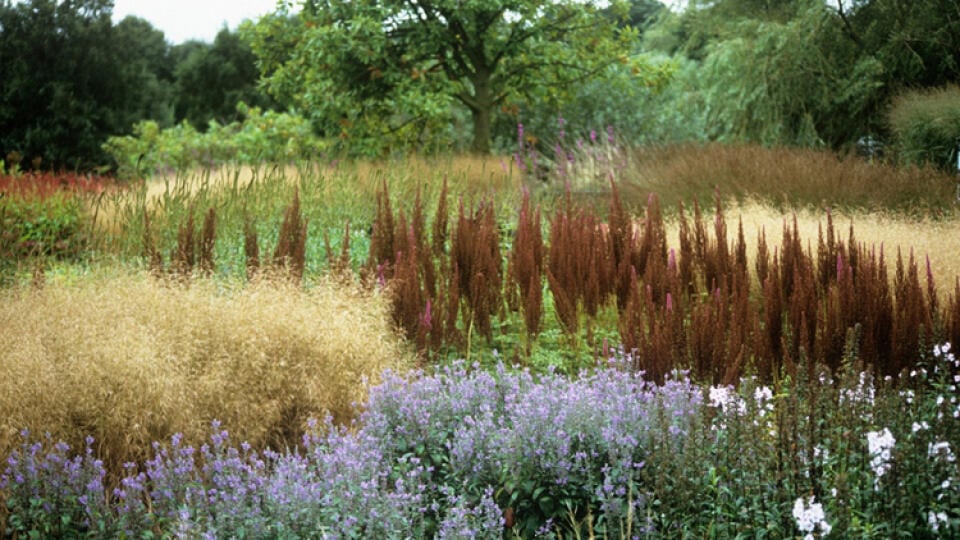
0,271,414,480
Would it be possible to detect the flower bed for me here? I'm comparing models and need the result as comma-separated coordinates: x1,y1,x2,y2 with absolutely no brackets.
2,346,959,538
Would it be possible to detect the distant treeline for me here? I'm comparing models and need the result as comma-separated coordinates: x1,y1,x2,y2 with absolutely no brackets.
0,0,273,171
2,0,959,170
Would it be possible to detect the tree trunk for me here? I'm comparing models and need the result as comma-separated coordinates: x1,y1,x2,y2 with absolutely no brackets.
470,105,492,154
470,69,493,154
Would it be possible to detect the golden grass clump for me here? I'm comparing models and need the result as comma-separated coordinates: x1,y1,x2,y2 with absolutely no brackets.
628,143,957,215
0,271,413,474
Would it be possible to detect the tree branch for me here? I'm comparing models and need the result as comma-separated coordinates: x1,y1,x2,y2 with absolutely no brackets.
832,0,866,51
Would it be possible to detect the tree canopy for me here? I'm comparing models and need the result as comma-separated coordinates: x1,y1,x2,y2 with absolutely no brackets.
646,0,960,150
0,0,145,169
247,0,640,155
0,0,272,171
173,28,276,129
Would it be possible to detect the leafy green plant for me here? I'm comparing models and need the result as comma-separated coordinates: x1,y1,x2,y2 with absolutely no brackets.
102,104,329,178
888,85,960,171
0,191,86,262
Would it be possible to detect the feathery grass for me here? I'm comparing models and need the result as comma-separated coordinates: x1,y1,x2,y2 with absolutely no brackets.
0,270,414,476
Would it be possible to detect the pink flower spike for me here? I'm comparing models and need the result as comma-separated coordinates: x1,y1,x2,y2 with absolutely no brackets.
377,263,387,288
421,299,432,330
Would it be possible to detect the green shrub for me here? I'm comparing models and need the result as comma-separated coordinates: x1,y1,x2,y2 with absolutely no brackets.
888,85,960,171
103,104,329,178
0,191,86,262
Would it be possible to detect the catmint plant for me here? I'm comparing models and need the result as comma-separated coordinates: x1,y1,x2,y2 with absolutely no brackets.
1,432,110,537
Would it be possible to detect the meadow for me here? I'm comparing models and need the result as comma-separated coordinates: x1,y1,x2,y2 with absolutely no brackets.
2,142,960,538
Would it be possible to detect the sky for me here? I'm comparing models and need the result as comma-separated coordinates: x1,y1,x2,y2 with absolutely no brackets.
111,0,286,44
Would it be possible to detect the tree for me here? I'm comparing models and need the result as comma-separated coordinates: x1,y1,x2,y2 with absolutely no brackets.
114,15,177,128
247,0,638,155
644,0,960,150
694,4,885,147
0,0,175,169
625,0,666,30
173,28,275,129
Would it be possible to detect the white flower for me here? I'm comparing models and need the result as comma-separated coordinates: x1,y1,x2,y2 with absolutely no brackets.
928,441,956,463
867,428,896,489
841,372,875,405
709,385,746,416
793,496,831,537
928,510,948,533
708,385,730,408
912,421,929,433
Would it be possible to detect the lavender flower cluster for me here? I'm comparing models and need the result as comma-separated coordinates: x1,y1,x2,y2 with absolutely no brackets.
2,360,703,538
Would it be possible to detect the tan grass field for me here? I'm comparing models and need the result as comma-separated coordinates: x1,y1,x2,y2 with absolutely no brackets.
630,143,958,215
139,154,521,204
0,271,414,473
664,199,960,297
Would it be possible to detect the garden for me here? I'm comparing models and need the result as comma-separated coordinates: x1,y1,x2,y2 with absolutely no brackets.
2,128,960,538
3,0,960,536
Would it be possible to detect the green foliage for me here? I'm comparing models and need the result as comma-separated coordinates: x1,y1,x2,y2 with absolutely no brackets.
0,192,88,264
113,15,178,127
695,5,883,147
495,54,679,153
0,1,279,171
248,0,638,155
849,0,960,91
0,0,177,169
103,105,329,178
643,0,960,151
173,28,276,129
888,85,960,171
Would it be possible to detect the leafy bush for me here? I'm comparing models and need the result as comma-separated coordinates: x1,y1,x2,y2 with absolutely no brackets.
103,103,329,178
0,172,114,263
0,192,85,261
888,85,960,171
494,54,681,154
